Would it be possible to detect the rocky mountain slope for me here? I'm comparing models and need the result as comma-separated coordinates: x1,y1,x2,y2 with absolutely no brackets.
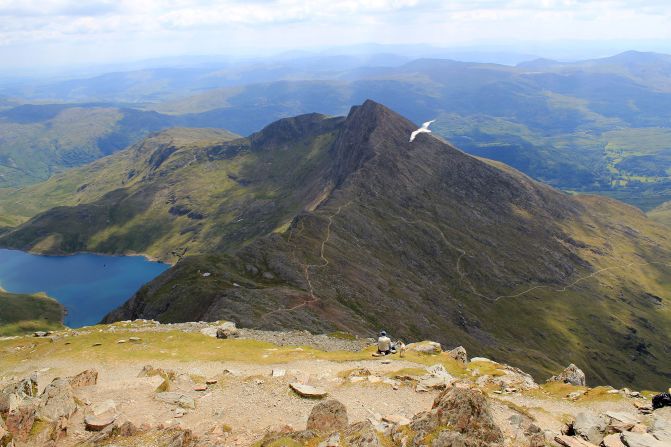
2,101,670,389
0,321,669,447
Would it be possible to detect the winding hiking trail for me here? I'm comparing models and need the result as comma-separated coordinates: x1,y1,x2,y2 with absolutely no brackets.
261,202,352,319
357,197,671,303
263,191,670,321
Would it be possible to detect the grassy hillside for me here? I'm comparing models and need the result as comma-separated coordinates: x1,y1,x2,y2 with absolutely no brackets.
0,128,239,228
649,200,671,226
0,104,193,188
0,121,328,260
0,290,64,335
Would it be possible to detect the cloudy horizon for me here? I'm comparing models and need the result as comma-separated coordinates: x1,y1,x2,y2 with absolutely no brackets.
2,0,671,73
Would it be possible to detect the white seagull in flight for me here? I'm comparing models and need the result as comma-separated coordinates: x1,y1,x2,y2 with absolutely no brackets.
409,119,436,142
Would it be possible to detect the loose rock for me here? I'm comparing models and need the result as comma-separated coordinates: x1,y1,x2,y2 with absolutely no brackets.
85,414,116,431
289,383,327,399
5,404,36,442
621,432,666,447
548,364,586,386
554,435,598,447
37,378,77,422
306,399,348,433
406,341,441,355
406,387,504,446
155,392,196,409
446,346,468,364
68,369,98,388
573,412,608,444
603,433,626,447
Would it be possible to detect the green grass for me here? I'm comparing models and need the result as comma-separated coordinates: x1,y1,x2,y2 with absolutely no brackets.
649,200,671,226
0,290,64,336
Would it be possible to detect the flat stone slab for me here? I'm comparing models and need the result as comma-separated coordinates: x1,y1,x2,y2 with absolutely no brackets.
85,414,116,431
289,382,327,399
155,392,196,409
554,435,598,447
602,434,625,447
621,432,666,447
607,412,639,424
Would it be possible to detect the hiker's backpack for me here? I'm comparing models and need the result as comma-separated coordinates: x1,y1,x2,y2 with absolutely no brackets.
652,392,671,409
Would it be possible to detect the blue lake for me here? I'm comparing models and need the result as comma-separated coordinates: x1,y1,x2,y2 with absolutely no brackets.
0,249,170,328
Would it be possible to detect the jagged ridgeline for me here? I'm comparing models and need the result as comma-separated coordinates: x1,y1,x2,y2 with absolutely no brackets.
1,101,670,389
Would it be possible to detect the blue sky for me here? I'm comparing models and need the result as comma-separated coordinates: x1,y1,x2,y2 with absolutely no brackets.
2,0,671,71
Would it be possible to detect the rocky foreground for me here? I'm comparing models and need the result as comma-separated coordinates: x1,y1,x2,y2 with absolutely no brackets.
0,320,669,447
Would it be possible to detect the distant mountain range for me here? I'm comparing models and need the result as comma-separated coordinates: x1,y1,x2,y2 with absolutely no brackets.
2,51,671,211
1,101,669,389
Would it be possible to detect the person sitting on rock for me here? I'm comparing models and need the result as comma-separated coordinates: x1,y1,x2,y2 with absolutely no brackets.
377,331,394,355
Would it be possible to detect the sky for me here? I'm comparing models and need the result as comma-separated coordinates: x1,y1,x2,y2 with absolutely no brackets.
2,0,671,72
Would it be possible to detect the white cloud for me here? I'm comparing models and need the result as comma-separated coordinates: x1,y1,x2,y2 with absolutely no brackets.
2,0,671,69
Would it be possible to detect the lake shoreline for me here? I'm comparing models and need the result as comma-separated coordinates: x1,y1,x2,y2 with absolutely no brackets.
0,248,170,327
0,247,176,267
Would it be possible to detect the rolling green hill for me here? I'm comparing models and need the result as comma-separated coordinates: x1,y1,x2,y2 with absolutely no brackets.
0,289,64,336
3,51,671,209
0,104,189,188
1,101,668,389
649,200,671,226
0,127,239,228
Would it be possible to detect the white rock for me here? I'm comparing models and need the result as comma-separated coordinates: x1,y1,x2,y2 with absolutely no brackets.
470,357,495,363
91,400,116,416
289,383,327,398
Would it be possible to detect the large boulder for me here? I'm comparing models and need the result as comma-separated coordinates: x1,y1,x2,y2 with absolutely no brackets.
651,407,671,443
5,404,36,442
475,365,538,391
548,364,586,387
573,412,609,444
405,387,504,446
446,346,468,364
36,379,77,423
216,322,239,339
416,364,456,391
307,400,348,433
0,375,38,413
68,369,98,388
0,414,13,447
407,341,442,355
343,421,384,447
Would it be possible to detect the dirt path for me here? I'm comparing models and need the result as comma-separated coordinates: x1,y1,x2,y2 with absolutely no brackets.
6,355,436,446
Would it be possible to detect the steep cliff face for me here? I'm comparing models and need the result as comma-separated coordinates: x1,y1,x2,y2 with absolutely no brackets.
98,101,671,389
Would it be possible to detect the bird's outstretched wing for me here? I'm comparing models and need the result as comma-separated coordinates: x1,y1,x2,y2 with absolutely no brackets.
422,119,436,129
409,129,421,142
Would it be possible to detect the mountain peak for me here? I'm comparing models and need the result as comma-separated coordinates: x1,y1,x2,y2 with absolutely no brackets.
329,100,419,186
